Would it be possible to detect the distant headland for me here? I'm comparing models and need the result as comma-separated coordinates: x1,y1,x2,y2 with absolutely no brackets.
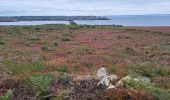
0,16,109,22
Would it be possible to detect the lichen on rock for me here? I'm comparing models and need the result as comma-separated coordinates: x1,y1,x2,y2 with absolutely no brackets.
97,67,117,89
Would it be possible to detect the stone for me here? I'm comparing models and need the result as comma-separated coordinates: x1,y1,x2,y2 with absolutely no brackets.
97,67,108,78
97,67,117,89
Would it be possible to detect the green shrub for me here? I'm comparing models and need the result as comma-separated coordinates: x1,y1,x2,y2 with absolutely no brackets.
26,74,52,93
62,32,75,37
78,46,94,55
53,42,58,47
0,89,13,100
3,60,45,74
56,65,68,72
27,36,40,41
133,62,170,77
41,46,49,51
68,25,79,30
123,47,135,55
123,77,170,100
61,37,72,41
15,62,45,74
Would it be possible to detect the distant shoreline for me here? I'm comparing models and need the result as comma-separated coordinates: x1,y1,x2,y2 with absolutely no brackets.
0,16,109,22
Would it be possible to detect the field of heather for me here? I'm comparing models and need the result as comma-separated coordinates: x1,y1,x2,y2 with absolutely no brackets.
0,24,170,100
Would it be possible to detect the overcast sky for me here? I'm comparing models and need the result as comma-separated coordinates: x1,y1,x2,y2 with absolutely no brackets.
0,0,170,16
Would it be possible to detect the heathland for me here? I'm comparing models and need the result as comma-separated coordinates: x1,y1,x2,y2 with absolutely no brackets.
0,24,170,99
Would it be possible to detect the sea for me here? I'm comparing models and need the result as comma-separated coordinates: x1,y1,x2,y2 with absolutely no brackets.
0,15,170,26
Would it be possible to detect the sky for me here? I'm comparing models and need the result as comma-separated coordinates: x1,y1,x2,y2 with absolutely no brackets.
0,0,170,16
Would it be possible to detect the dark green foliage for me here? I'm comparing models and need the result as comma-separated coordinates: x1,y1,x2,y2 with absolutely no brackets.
41,46,49,51
56,65,68,72
53,42,58,47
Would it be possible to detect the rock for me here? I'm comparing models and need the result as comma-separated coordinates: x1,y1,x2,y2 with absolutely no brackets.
109,75,117,81
97,67,108,78
138,76,151,82
97,67,117,89
115,80,124,88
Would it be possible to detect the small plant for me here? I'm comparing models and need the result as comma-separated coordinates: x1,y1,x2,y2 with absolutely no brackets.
68,24,79,30
61,37,72,41
123,77,170,100
123,47,135,55
61,31,75,42
27,36,40,41
41,46,49,51
53,42,58,47
26,74,52,93
23,36,40,45
78,46,94,55
0,89,13,100
56,65,68,72
62,32,75,37
71,65,79,72
132,62,170,77
3,60,45,74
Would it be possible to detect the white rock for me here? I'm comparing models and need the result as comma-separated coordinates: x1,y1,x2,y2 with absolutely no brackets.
107,84,115,89
97,67,117,89
115,80,124,87
97,67,107,78
109,75,117,81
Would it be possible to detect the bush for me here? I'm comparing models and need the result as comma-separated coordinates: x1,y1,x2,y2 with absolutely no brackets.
56,65,68,72
26,74,52,93
123,77,170,100
78,46,94,55
3,60,45,74
68,24,79,30
61,37,72,41
133,62,170,77
62,32,75,37
0,89,13,100
53,42,58,47
41,46,49,51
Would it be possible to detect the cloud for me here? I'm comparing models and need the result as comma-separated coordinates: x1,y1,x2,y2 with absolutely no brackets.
0,0,170,16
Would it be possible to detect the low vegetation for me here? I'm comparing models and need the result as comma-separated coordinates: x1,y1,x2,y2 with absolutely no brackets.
123,77,170,100
0,89,13,100
3,60,45,74
0,24,169,99
25,74,52,94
